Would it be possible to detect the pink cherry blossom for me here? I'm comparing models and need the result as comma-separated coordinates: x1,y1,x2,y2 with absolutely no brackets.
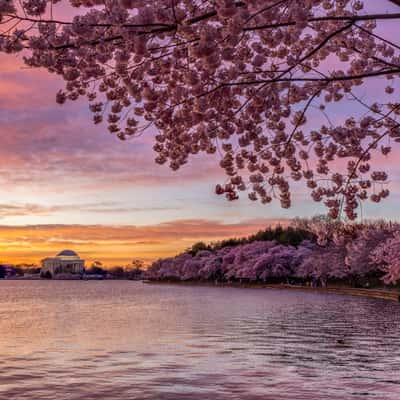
1,1,400,218
371,230,400,284
146,220,400,285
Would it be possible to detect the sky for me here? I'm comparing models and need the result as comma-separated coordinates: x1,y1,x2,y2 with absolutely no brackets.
0,1,399,266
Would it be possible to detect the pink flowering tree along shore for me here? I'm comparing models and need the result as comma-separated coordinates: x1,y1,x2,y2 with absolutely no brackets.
146,221,400,286
1,0,400,218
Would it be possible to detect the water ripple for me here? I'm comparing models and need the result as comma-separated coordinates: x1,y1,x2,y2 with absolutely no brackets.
0,281,399,399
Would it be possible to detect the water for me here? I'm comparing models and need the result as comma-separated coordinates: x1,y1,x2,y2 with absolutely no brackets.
0,281,399,400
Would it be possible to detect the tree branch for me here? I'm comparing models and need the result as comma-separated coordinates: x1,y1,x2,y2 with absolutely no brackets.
225,68,400,87
244,12,400,31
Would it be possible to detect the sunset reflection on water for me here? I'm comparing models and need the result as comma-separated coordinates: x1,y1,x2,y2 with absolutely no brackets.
0,281,399,400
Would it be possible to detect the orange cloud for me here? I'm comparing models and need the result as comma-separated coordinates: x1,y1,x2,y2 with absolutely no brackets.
0,218,290,266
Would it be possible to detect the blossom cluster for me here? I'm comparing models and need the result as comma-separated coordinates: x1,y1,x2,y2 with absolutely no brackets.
146,219,400,285
1,1,400,218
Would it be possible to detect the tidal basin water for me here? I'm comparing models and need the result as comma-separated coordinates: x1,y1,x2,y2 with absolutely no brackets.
0,281,400,400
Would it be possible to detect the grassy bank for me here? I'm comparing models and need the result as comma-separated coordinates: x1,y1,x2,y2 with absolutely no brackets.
144,280,400,302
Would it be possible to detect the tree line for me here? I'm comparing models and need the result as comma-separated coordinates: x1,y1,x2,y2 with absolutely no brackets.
146,218,400,288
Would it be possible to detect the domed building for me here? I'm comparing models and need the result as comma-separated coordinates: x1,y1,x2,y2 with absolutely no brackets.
41,250,85,277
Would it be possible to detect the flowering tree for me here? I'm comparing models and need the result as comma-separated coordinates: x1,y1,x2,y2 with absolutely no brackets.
345,222,396,281
146,219,400,285
251,243,306,282
371,231,400,284
1,1,400,218
147,252,192,280
296,243,346,287
198,253,224,280
224,240,277,280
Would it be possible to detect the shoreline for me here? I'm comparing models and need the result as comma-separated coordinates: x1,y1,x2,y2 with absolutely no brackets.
3,278,399,302
144,280,400,302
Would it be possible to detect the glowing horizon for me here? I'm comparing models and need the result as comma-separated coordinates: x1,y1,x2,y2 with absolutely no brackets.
0,218,291,266
1,0,400,266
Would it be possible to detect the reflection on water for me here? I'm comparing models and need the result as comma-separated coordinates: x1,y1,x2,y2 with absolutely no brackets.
0,281,399,399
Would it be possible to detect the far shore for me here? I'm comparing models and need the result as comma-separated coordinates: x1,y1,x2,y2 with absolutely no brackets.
144,280,400,302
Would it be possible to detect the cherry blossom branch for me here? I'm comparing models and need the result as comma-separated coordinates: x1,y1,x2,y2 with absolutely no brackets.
2,0,400,219
4,11,400,39
244,12,400,32
354,24,400,52
223,68,399,87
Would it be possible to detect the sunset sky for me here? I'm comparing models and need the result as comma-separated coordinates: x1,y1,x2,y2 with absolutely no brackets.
1,0,400,266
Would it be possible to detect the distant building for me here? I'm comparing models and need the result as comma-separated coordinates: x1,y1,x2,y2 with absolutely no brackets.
41,250,85,278
0,264,16,278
